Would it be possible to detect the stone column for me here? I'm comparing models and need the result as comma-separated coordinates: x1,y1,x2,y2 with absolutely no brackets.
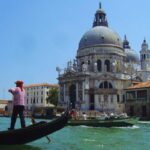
147,89,149,102
64,84,66,102
82,81,85,101
76,82,79,101
135,90,137,101
58,85,61,102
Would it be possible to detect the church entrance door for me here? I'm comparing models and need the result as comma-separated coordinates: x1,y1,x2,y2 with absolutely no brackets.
89,94,95,110
69,84,76,109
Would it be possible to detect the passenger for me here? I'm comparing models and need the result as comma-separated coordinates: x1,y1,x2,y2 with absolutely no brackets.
69,109,77,120
82,112,87,120
8,80,26,130
69,110,74,119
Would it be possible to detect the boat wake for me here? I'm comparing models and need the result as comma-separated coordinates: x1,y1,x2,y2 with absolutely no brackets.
79,125,139,129
80,125,94,128
138,121,150,124
113,125,139,129
83,138,96,142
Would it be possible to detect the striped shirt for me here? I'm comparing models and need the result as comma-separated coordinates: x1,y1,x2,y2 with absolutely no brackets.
9,87,25,106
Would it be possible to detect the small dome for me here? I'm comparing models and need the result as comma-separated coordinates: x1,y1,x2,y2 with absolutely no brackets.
125,48,140,63
78,26,122,50
96,8,105,14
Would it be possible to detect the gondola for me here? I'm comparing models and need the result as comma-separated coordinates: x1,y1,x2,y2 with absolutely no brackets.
0,110,69,145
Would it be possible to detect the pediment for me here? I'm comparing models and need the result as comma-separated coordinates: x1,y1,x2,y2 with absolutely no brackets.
63,70,77,78
94,73,118,80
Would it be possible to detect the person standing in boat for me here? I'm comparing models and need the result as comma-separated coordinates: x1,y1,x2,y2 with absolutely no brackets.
8,80,26,130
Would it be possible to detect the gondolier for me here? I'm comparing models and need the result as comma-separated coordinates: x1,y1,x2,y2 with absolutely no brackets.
8,80,26,130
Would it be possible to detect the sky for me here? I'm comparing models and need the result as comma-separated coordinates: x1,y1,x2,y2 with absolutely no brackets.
0,0,150,99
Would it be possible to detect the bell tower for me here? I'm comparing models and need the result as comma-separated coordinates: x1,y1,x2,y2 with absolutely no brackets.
140,39,150,71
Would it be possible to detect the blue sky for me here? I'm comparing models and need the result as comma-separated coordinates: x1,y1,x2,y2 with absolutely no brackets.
0,0,150,99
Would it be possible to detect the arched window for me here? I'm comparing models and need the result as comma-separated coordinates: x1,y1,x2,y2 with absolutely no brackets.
81,62,84,65
99,81,113,89
105,60,110,72
81,62,84,71
104,81,108,88
99,82,103,88
33,98,35,104
117,94,120,102
109,83,113,88
97,59,102,72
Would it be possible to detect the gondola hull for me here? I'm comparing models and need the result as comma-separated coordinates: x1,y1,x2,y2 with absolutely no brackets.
0,111,68,145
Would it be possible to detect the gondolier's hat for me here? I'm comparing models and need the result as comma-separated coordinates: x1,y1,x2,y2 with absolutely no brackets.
15,80,24,85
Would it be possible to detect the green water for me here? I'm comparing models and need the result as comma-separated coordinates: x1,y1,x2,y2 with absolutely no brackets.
0,117,150,150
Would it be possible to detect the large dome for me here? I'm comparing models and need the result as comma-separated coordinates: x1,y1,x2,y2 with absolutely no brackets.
125,48,140,63
78,26,122,50
123,35,140,63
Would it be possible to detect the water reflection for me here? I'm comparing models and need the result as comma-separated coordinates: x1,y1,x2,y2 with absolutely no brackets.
0,144,41,150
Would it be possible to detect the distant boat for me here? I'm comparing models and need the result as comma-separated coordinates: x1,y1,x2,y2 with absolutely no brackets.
67,117,138,127
0,110,69,145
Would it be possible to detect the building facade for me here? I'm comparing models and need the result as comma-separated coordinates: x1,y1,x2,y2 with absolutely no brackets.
125,81,150,119
7,100,13,115
57,3,150,113
0,100,8,113
24,83,58,111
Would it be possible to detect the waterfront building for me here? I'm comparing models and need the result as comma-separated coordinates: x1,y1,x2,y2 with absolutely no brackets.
125,81,150,119
24,83,58,111
7,100,13,115
0,99,8,113
57,3,150,113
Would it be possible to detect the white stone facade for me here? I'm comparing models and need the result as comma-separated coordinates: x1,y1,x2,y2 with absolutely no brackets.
57,4,150,113
24,83,58,111
0,100,8,111
57,5,133,113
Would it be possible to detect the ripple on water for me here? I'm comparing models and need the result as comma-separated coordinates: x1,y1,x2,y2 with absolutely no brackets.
0,117,150,150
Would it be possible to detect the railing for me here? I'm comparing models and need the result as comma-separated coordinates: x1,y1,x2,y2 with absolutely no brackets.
137,98,147,101
126,98,147,102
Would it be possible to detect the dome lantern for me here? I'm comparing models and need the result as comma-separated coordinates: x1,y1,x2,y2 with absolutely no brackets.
93,2,108,27
123,35,131,49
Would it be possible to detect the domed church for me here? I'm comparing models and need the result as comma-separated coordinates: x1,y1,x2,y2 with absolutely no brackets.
57,3,150,113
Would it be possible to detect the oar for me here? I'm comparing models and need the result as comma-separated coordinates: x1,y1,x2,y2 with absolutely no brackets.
30,116,51,143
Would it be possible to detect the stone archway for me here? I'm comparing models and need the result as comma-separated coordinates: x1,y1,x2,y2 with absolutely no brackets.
69,84,76,109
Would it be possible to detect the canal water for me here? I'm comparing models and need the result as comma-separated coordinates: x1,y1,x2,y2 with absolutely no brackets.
0,117,150,150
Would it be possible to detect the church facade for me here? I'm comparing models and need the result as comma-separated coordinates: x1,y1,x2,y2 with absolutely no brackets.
57,4,150,113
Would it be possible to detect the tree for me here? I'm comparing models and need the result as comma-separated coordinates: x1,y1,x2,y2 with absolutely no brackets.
46,87,58,106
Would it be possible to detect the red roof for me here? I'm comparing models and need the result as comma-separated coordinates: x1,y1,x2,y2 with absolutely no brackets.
0,100,9,104
126,81,150,90
24,83,58,88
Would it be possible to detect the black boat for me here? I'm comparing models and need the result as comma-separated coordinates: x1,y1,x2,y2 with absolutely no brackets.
0,110,69,145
